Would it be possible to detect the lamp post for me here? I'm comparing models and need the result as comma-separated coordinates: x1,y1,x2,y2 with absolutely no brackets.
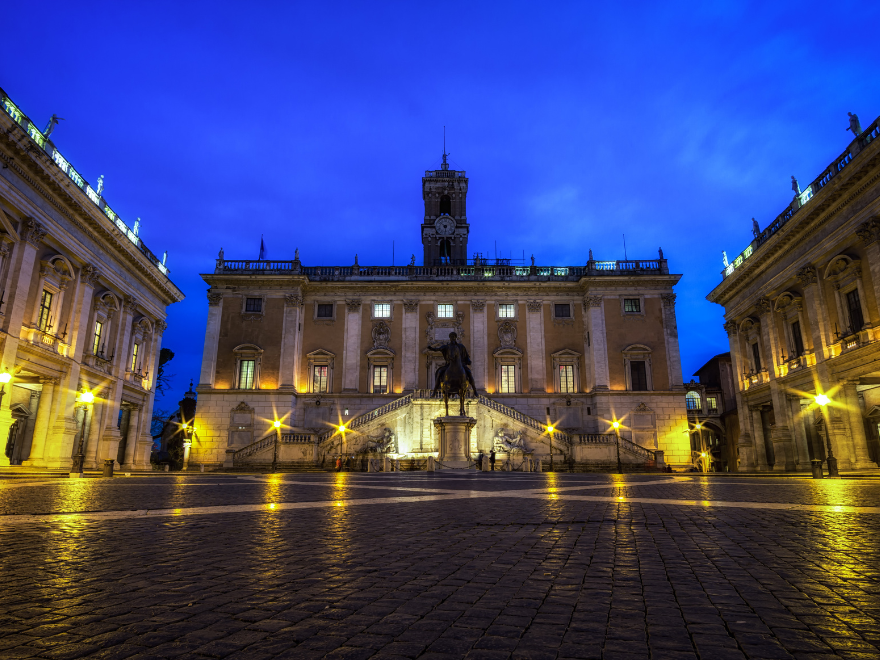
547,425,554,471
0,371,11,408
613,421,622,474
271,420,281,473
70,391,94,476
815,394,839,477
695,422,707,472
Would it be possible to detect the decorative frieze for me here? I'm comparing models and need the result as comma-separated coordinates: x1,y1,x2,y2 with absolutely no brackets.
371,321,391,349
795,265,817,286
123,295,140,313
284,294,303,307
526,300,542,313
403,300,419,313
498,321,517,349
583,295,603,308
81,263,101,286
754,297,772,315
471,300,485,312
23,218,48,246
345,299,362,313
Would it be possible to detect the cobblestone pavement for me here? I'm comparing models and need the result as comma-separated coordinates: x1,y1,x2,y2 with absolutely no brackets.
1,473,878,660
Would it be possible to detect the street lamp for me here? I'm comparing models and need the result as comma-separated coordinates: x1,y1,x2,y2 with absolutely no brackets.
546,425,554,471
70,391,95,476
271,420,281,473
695,422,707,472
815,394,839,477
612,421,622,474
0,371,11,408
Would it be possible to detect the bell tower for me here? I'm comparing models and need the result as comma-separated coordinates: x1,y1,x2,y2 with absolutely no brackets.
421,149,469,266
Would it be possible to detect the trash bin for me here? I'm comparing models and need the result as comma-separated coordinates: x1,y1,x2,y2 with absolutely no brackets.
102,459,115,478
810,459,824,479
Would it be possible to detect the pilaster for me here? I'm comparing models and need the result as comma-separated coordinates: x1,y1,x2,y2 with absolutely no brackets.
661,293,683,388
279,293,302,388
842,380,876,468
584,296,609,390
342,299,362,392
470,300,487,391
198,291,224,387
402,300,420,391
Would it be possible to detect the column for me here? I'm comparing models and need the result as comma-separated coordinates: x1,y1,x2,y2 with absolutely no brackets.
797,266,831,360
843,380,876,468
788,396,813,470
751,407,770,471
342,299,362,392
0,221,45,443
525,301,546,392
135,321,166,468
584,296,609,390
661,293,683,388
402,301,420,391
100,295,137,452
198,291,224,387
279,293,302,388
122,404,141,468
84,398,104,469
728,319,755,472
21,378,57,467
469,300,487,391
857,222,880,322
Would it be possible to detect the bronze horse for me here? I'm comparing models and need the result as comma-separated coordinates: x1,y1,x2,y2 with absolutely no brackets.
430,333,477,417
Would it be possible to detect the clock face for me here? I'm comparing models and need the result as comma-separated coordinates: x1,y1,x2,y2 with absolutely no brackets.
435,217,455,235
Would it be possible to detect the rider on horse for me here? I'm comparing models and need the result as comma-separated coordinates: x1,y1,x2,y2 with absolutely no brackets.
429,332,478,398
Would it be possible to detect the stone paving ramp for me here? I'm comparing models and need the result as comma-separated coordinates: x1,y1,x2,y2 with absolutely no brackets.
0,474,878,659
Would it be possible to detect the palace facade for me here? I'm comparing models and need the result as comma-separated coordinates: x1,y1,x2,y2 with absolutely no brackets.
0,89,184,470
708,115,880,472
194,156,690,468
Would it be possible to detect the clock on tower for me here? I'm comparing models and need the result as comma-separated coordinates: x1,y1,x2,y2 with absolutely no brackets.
420,151,470,266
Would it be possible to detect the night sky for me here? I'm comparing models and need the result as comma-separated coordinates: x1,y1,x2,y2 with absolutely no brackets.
3,1,878,413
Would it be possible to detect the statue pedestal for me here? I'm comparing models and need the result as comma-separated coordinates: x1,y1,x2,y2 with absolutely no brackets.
434,416,476,469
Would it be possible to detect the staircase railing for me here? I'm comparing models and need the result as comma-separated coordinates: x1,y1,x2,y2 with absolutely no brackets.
318,392,415,444
577,433,656,461
477,395,571,443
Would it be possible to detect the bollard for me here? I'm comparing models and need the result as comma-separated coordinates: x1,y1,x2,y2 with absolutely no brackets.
164,464,169,472
482,455,489,471
810,459,824,479
200,464,205,473
524,458,531,472
428,456,435,472
102,459,115,478
536,459,542,473
383,456,390,472
395,459,400,471
368,459,374,473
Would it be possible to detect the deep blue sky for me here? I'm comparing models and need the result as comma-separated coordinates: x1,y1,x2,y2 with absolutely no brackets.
3,1,879,411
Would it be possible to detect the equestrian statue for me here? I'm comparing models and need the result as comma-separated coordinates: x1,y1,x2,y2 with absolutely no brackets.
429,332,478,417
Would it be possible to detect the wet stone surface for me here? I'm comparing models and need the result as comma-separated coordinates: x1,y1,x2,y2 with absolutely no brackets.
0,472,878,659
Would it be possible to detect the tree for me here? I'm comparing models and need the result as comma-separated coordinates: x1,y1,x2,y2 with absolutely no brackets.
155,348,175,397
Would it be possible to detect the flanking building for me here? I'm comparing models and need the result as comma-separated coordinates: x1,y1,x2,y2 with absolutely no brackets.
707,115,880,472
194,156,690,469
0,89,184,470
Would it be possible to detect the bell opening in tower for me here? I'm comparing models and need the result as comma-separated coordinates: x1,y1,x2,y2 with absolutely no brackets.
439,195,451,215
439,239,452,263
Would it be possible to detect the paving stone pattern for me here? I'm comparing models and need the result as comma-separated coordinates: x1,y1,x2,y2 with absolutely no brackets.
0,473,878,659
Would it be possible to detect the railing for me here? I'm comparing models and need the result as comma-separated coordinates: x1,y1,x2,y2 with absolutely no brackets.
721,115,880,281
478,395,571,443
575,433,657,461
0,91,171,279
234,433,277,459
318,393,416,443
215,259,668,280
424,170,466,178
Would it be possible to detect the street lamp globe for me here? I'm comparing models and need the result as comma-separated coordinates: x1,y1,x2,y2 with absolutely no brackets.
339,424,346,432
612,421,620,429
0,372,11,384
273,420,281,428
815,393,830,407
79,391,94,404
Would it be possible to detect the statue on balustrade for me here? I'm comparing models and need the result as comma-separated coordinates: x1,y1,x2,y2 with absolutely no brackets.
791,176,801,196
429,332,477,417
752,218,760,238
847,112,862,137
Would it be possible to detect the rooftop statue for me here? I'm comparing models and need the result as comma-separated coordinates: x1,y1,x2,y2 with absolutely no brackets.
752,218,760,238
218,247,224,261
658,247,663,260
847,112,863,138
96,175,104,196
531,254,535,266
791,176,800,196
134,218,141,236
589,249,593,261
429,331,477,417
42,114,64,139
410,254,415,266
722,251,729,268
294,247,300,261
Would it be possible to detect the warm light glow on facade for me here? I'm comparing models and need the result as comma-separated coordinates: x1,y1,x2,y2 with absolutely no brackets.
815,394,830,407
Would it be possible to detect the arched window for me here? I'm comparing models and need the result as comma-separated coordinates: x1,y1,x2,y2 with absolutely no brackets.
439,195,451,215
685,391,701,410
439,239,452,261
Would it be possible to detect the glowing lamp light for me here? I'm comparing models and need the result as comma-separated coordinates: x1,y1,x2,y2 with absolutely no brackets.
612,421,620,429
815,394,830,407
701,452,707,457
273,420,281,428
79,391,95,404
695,423,702,430
0,372,11,384
546,425,554,433
339,424,346,432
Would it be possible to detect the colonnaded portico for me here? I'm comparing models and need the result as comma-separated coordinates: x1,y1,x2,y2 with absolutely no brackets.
192,156,690,469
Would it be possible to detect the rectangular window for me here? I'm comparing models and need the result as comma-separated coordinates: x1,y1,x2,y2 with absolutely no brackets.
707,396,718,413
554,304,571,318
313,365,328,393
751,342,762,371
316,303,334,318
437,304,454,318
559,365,574,393
130,343,140,372
239,359,255,389
38,290,53,331
92,321,103,355
245,298,262,313
373,366,388,394
498,303,515,318
630,360,648,391
791,321,804,357
500,365,516,393
623,298,641,313
846,289,864,332
373,303,391,318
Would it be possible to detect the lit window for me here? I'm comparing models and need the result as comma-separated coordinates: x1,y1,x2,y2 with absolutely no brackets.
313,366,328,393
92,321,103,355
130,343,140,372
791,321,804,357
559,365,574,393
317,303,334,318
624,298,641,313
373,303,391,318
686,391,701,410
245,298,262,313
373,366,388,394
630,360,648,391
554,304,571,318
239,360,255,389
437,304,454,318
498,303,515,318
707,396,718,413
38,290,53,332
500,365,516,393
751,343,762,372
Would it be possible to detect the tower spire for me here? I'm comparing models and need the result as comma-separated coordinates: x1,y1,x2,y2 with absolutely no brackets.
441,126,449,170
